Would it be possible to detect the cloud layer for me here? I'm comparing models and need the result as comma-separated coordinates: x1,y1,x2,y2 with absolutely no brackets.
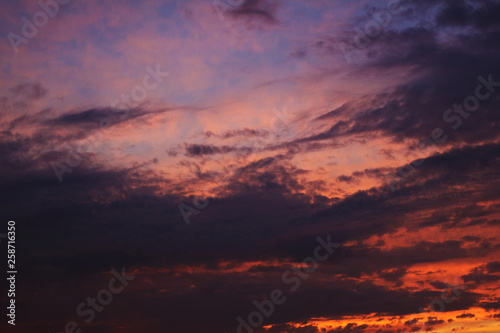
1,0,500,332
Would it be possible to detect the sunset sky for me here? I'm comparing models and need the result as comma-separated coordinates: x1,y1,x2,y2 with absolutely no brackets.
1,0,500,332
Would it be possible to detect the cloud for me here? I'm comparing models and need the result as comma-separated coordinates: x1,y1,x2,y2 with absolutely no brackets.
436,0,500,30
3,130,499,332
0,82,48,113
1,0,500,332
48,106,174,127
456,313,475,318
205,128,270,139
9,82,48,100
228,0,279,24
184,143,253,156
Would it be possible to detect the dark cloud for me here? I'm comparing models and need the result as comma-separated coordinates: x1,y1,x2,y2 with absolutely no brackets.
477,299,500,310
435,0,472,27
9,82,48,101
48,106,168,127
462,271,500,285
436,0,500,30
42,107,176,138
461,261,500,285
456,313,475,318
337,175,356,183
228,0,278,23
429,280,452,290
309,65,500,146
184,143,253,156
306,0,500,149
51,108,128,126
486,261,500,273
0,82,48,112
377,267,408,286
2,131,498,332
205,128,270,139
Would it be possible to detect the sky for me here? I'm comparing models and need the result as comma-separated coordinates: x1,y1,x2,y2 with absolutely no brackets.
1,0,500,332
